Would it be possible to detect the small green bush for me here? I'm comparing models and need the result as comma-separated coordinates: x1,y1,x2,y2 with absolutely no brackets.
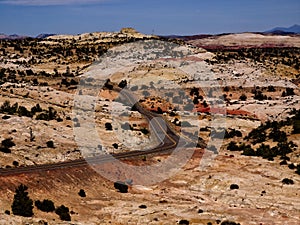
282,178,294,185
114,181,128,193
35,199,55,212
55,205,71,221
78,189,86,197
46,141,54,148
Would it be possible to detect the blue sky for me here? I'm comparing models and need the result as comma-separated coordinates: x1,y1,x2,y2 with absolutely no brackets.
0,0,299,36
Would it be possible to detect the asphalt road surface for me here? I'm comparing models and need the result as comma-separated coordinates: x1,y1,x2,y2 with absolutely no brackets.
0,86,196,176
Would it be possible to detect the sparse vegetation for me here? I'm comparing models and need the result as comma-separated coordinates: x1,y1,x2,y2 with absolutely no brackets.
282,178,294,185
179,219,190,225
105,122,113,131
46,140,55,148
78,189,86,197
11,184,34,217
0,138,15,153
0,29,299,225
230,184,239,190
35,199,55,212
114,181,128,193
55,205,71,221
221,221,241,225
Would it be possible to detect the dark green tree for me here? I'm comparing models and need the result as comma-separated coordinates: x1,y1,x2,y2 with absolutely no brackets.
118,80,127,88
55,205,71,221
11,184,34,217
35,199,55,212
78,189,86,197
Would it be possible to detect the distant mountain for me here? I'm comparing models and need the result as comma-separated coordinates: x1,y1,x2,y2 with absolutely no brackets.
265,24,300,34
36,33,56,39
0,34,29,40
0,33,56,40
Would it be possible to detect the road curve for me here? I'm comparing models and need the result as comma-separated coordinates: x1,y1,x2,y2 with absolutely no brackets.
0,86,193,176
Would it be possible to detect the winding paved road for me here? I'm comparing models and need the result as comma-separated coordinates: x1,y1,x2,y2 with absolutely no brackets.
0,86,198,176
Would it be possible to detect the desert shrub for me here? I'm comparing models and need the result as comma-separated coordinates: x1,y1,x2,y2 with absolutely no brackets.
36,107,57,121
296,165,300,175
225,129,242,139
17,106,31,117
282,178,294,185
30,104,42,114
288,163,296,170
2,138,15,148
114,181,128,193
269,129,287,143
104,79,113,90
193,97,199,104
224,86,230,92
254,90,267,101
70,79,78,85
221,221,240,225
105,122,113,130
292,119,300,134
36,113,49,121
282,91,286,97
47,107,57,120
156,107,163,114
0,100,13,114
227,141,240,151
46,141,54,148
78,189,86,197
141,128,149,135
2,139,14,148
239,94,247,101
276,142,293,156
280,160,288,165
0,146,11,153
285,87,295,96
131,103,139,111
247,130,267,144
55,205,71,221
230,184,239,190
179,220,190,225
11,184,34,217
118,80,127,88
241,145,256,156
256,144,277,159
267,85,276,92
56,117,63,122
35,199,55,212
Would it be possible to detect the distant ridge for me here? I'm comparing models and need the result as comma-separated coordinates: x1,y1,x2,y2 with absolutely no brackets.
0,33,56,40
265,24,300,34
35,33,56,39
0,33,28,40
